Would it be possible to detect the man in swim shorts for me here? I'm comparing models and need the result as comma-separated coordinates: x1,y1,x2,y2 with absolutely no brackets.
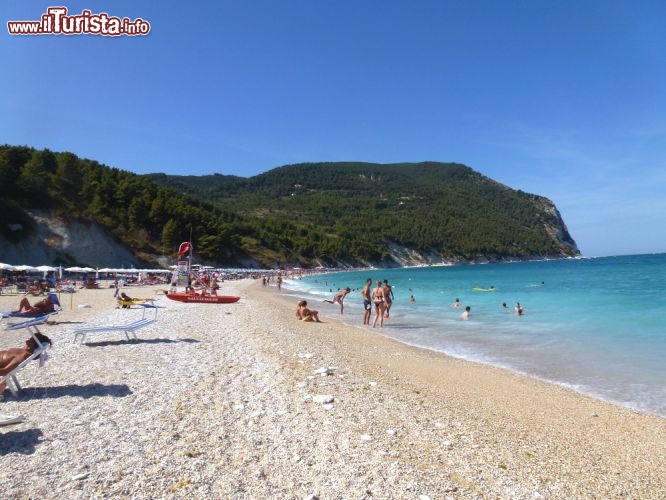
361,278,372,325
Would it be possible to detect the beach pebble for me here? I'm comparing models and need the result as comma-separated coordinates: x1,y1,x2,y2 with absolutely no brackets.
314,366,335,376
312,394,334,404
360,434,372,442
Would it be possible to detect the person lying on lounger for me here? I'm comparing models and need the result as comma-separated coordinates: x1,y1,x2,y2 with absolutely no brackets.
0,333,52,376
117,292,153,309
14,296,54,315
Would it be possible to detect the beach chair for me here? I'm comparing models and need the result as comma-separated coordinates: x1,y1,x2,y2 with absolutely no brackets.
72,315,157,344
1,316,52,396
47,292,63,312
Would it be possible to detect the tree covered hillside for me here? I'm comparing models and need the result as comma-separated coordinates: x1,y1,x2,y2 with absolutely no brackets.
147,162,579,264
0,145,578,268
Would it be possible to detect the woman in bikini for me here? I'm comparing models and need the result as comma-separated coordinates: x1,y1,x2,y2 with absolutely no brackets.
296,300,321,322
372,280,386,328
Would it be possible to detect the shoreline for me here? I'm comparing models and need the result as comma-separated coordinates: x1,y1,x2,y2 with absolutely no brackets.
1,281,665,497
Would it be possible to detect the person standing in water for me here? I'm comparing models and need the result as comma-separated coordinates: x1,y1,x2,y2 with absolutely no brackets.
372,280,386,328
382,279,394,318
361,278,372,325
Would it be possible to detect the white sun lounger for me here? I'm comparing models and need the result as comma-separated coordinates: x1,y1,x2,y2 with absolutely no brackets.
72,317,156,344
1,316,52,396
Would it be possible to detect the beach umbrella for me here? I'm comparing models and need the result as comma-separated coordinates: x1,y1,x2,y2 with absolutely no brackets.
0,263,16,271
14,265,38,272
35,265,57,279
65,266,96,273
35,265,57,272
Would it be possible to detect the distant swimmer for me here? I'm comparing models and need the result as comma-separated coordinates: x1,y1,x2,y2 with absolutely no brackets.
515,302,524,316
452,298,462,308
461,305,471,320
409,294,415,302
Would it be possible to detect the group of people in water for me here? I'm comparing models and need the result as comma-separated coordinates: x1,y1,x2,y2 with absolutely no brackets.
295,278,396,328
452,296,525,319
292,276,535,326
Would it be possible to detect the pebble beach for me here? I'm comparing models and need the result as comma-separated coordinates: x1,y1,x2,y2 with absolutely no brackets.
1,279,665,499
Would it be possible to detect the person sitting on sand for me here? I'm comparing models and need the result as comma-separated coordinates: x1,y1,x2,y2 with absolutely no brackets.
461,305,471,320
296,300,321,322
14,295,54,315
323,287,351,314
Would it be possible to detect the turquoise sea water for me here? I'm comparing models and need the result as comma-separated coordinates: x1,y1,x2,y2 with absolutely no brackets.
283,254,666,418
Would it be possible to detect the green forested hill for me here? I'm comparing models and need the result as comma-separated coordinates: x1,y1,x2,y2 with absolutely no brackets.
0,145,578,268
146,161,579,265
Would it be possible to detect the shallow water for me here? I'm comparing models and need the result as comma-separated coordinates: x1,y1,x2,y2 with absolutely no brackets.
283,254,666,417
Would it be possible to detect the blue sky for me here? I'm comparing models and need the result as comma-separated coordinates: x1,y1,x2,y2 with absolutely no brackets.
2,1,665,257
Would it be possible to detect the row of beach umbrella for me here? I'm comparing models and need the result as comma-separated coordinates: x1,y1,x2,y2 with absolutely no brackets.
0,263,171,274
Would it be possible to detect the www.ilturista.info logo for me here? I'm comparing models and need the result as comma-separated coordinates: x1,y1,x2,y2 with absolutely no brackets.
7,7,151,36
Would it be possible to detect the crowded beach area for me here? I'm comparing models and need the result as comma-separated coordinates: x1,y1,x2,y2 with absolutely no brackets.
1,277,665,498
